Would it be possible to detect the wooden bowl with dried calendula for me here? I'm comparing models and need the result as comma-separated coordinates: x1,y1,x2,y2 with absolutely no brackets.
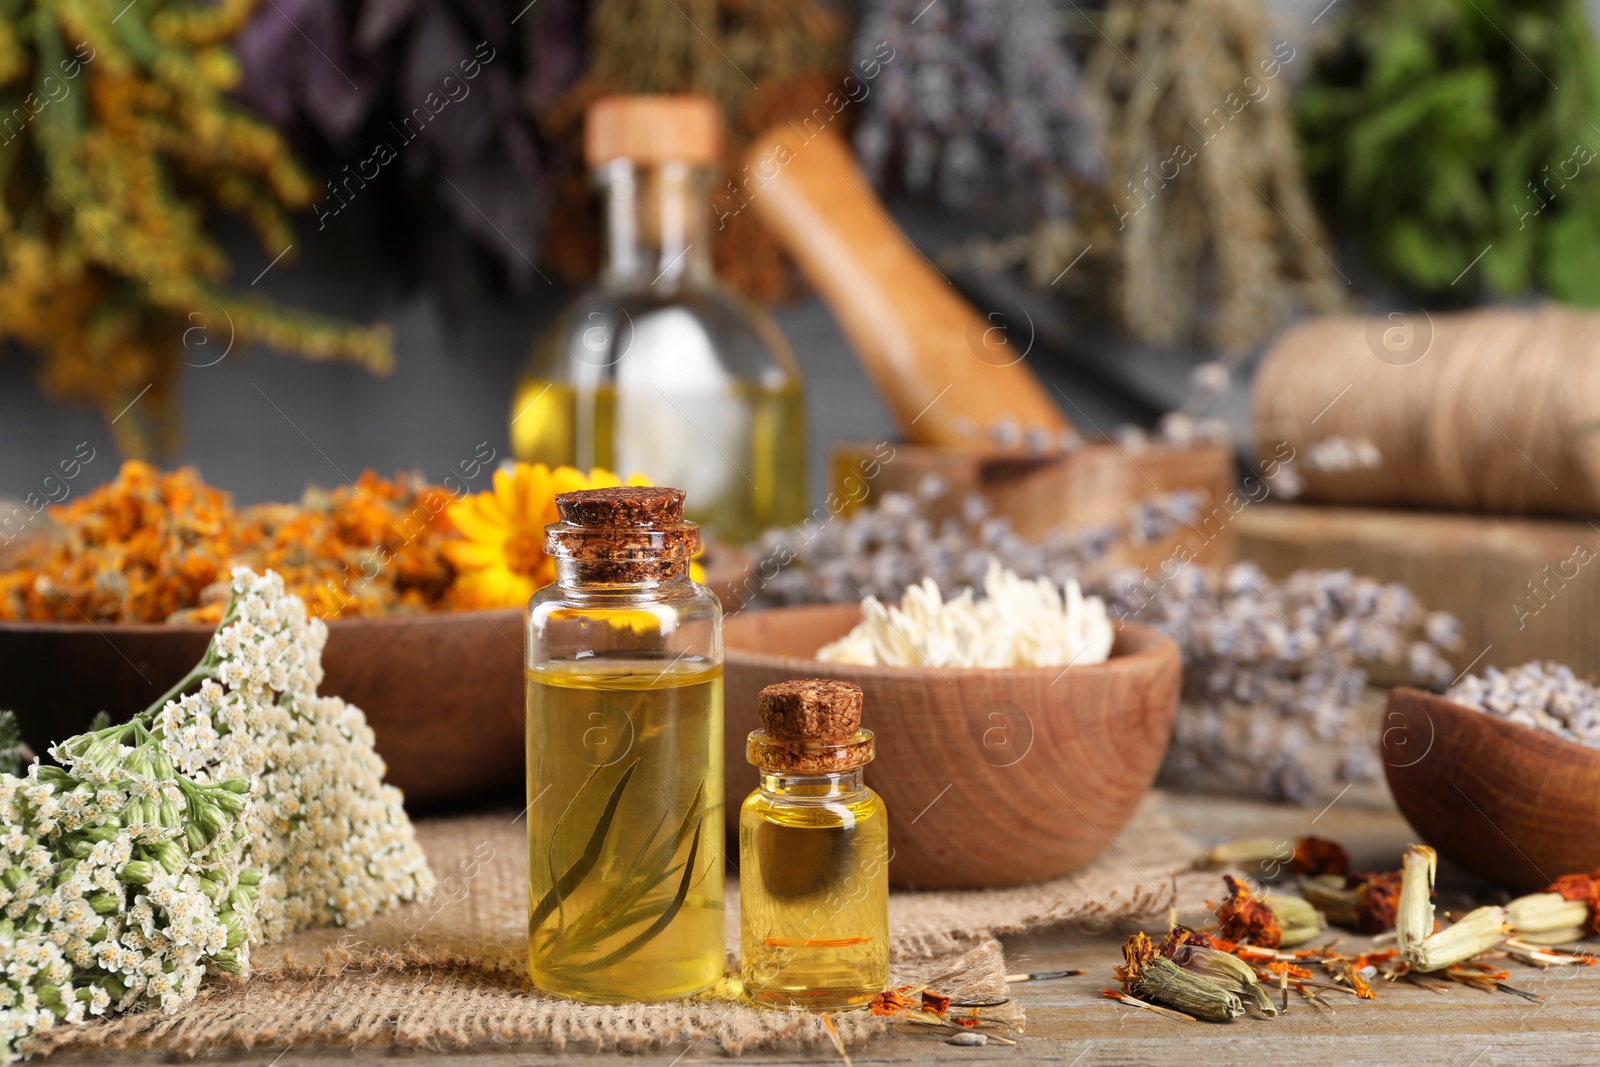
723,591,1181,889
1383,686,1600,892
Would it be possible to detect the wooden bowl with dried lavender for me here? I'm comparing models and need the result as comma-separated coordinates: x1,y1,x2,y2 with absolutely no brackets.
724,562,1182,890
1385,662,1600,892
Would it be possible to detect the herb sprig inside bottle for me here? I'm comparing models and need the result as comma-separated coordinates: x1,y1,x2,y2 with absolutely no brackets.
524,486,726,1002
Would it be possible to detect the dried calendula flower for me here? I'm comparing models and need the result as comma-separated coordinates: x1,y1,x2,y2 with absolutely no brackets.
1265,895,1326,948
1117,932,1244,1022
1544,869,1600,934
869,989,912,1016
1299,874,1359,928
1506,892,1591,944
1213,875,1282,948
1397,844,1511,972
1161,927,1278,1017
1292,837,1351,878
1200,835,1350,878
1301,869,1406,933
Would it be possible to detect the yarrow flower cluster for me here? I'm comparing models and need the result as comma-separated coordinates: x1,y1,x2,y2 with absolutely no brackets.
0,568,432,1061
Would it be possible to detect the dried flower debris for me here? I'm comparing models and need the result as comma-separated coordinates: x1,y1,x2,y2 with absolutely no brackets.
867,982,1018,1045
1113,840,1596,1025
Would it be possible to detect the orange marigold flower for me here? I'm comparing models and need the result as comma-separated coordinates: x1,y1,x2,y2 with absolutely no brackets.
1213,875,1283,948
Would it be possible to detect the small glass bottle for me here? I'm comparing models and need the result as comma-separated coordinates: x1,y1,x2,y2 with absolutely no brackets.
525,486,724,1003
510,94,808,544
740,679,889,1010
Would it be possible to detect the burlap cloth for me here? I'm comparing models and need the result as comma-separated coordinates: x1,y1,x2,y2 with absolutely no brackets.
34,792,1206,1058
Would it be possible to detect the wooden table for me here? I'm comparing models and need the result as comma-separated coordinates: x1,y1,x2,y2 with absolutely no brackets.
52,794,1599,1067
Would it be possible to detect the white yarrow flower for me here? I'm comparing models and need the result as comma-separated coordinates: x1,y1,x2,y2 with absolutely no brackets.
0,567,431,1063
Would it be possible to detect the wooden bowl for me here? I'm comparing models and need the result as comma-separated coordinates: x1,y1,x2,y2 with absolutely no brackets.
1383,687,1600,891
723,604,1181,888
0,610,525,807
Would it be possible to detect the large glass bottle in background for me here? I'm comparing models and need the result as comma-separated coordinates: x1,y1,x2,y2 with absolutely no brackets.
512,95,808,545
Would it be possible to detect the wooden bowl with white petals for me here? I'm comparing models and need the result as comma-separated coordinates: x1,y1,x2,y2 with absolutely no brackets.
722,603,1181,889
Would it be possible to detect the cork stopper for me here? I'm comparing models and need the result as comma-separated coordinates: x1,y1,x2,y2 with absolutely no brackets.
546,486,700,582
758,679,863,741
748,679,875,775
586,95,723,168
556,486,685,528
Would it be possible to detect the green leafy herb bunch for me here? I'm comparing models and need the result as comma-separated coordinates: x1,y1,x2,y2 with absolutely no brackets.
1299,0,1600,302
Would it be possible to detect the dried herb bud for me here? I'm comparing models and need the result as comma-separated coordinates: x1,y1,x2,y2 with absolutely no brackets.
1395,844,1437,960
1409,906,1510,972
1213,875,1282,948
1513,925,1591,946
1507,892,1590,934
1199,834,1346,879
1167,942,1279,1017
1136,956,1245,1021
1199,836,1291,871
1291,836,1350,877
1397,844,1510,971
1265,895,1326,947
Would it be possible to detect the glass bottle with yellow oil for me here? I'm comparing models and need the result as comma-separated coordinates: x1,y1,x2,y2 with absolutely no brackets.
510,94,808,545
525,485,724,1002
740,679,889,1010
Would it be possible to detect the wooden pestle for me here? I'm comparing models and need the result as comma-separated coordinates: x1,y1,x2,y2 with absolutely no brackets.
742,127,1070,449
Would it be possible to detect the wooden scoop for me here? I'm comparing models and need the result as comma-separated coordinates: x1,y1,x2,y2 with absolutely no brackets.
744,127,1070,449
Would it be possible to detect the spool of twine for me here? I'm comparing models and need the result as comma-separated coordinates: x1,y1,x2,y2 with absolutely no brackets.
1253,305,1600,516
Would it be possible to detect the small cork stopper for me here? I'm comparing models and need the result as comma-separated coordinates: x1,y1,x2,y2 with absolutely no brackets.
586,95,723,168
757,679,863,742
748,679,874,775
546,486,698,581
556,486,685,528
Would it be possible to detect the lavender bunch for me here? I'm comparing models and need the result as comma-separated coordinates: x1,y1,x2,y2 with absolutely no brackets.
1102,562,1459,801
745,484,1459,802
853,0,1097,221
0,568,431,1061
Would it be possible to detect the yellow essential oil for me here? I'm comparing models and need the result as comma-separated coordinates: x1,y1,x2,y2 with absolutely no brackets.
739,680,889,1010
509,376,809,545
524,484,726,1004
526,659,725,1002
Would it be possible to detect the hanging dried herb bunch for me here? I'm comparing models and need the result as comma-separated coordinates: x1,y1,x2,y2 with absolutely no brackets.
545,0,847,300
850,0,1097,224
1064,0,1344,351
1299,0,1600,304
0,0,393,456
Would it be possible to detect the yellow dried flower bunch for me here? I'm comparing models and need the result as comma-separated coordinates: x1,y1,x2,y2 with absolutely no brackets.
0,0,393,456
